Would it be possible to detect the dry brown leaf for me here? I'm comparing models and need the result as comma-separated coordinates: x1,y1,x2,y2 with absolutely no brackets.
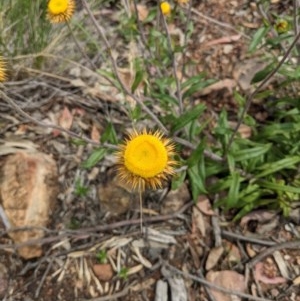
196,195,215,216
59,106,73,130
196,79,236,96
0,151,58,259
204,35,241,47
228,122,252,139
254,262,287,284
205,246,224,270
206,270,246,301
91,123,101,142
70,78,86,88
135,4,149,21
246,243,256,258
192,206,206,237
293,275,300,285
240,210,276,227
92,264,114,281
53,106,73,136
224,241,241,263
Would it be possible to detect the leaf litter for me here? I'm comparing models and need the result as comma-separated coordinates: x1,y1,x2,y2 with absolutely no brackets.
0,1,300,301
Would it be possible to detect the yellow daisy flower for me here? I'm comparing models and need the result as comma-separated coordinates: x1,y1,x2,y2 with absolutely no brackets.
0,57,7,82
116,129,176,191
47,0,75,23
160,1,171,16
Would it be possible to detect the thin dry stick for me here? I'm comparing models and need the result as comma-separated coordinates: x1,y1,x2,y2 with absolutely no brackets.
191,8,250,40
131,0,163,78
0,202,193,250
79,287,130,301
81,0,168,133
164,263,274,301
221,230,276,247
247,239,300,268
227,29,300,150
160,8,184,114
180,0,193,79
0,89,116,149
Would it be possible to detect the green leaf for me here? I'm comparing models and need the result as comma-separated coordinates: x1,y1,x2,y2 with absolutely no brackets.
188,165,207,200
171,103,206,132
226,171,241,209
259,180,300,194
182,79,216,99
251,62,275,83
82,148,107,169
101,123,118,144
131,70,144,93
233,203,255,221
248,26,270,52
181,73,206,90
233,144,271,162
171,169,186,190
256,156,300,178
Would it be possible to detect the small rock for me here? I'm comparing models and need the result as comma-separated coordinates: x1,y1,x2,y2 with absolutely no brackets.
98,171,139,215
161,183,190,215
92,264,114,281
0,151,58,259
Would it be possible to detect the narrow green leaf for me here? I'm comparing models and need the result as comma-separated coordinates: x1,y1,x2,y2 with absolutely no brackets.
171,169,186,190
251,62,275,83
82,148,107,169
233,144,271,162
182,79,216,99
101,123,118,144
248,26,269,52
181,73,206,90
256,156,300,178
233,203,255,221
259,180,300,194
172,103,206,132
226,171,241,208
131,70,144,93
188,165,207,200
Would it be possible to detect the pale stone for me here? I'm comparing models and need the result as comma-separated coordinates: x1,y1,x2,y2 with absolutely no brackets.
0,151,58,259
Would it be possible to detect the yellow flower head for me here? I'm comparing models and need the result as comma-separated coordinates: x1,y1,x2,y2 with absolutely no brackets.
116,129,176,191
47,0,75,23
0,57,7,82
160,1,171,16
275,19,290,34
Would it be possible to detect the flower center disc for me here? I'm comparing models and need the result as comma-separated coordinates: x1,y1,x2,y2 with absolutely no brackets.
124,135,168,178
48,0,68,14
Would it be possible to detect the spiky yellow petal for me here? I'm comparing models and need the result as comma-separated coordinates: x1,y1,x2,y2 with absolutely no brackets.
116,129,176,191
0,57,7,82
47,0,75,23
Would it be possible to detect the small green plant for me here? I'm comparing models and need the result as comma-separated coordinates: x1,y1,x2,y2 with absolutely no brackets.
96,250,108,264
118,267,129,281
68,217,81,230
74,179,89,197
